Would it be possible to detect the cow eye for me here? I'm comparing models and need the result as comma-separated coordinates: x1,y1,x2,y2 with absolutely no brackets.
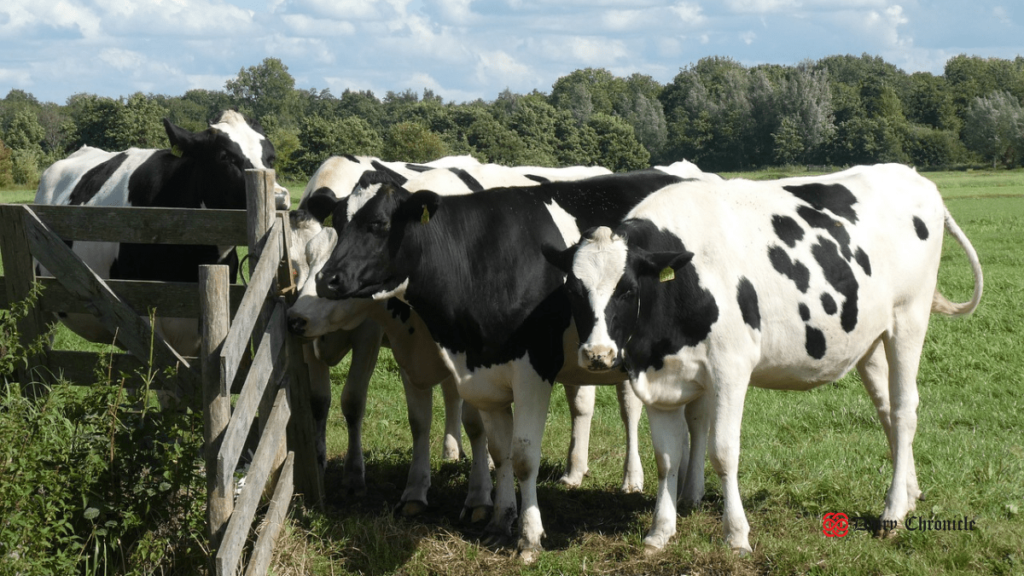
617,286,636,300
369,221,390,234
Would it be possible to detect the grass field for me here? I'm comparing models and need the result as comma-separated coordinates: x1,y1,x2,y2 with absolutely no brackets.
2,170,1023,575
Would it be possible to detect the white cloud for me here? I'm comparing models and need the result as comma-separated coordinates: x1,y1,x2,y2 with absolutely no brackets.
993,6,1011,25
475,50,533,86
280,13,356,36
741,30,757,44
99,48,148,71
670,2,706,25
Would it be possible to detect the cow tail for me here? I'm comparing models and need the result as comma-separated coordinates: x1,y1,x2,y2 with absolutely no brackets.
932,207,983,317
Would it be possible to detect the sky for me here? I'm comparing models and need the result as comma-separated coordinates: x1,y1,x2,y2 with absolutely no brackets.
1,0,1021,106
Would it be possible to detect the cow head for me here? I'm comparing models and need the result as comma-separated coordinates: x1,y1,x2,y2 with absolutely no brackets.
161,110,288,210
546,225,693,372
315,183,439,301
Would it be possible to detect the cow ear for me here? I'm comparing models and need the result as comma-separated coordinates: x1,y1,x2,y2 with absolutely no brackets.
307,189,341,226
637,249,694,281
397,191,441,225
163,119,197,156
542,243,579,274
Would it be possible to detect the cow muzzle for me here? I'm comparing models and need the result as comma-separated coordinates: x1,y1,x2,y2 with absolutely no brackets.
579,343,620,371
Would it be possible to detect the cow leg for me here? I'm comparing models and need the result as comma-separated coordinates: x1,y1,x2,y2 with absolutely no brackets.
617,381,645,493
479,406,517,545
678,392,710,508
397,368,432,516
857,339,922,505
303,342,333,473
643,404,686,552
459,397,493,523
880,311,927,531
337,321,383,496
708,378,752,555
559,384,593,487
440,377,465,460
510,374,554,564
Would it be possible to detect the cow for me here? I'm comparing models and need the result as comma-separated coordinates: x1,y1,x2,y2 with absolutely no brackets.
313,169,692,562
543,164,983,555
34,110,289,356
289,162,648,515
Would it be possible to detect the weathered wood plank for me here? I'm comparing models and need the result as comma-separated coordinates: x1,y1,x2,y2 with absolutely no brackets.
0,277,247,317
217,303,286,493
216,386,290,576
201,265,234,556
28,205,248,245
0,205,50,392
19,206,197,399
286,338,325,506
243,451,294,576
220,218,282,392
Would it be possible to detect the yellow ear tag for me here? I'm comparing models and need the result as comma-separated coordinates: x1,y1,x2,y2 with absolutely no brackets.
323,214,333,228
171,144,183,157
421,205,430,225
659,267,675,283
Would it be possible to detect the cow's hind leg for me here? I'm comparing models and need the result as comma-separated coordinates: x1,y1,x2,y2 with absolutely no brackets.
303,342,334,473
479,406,517,546
459,398,493,523
617,382,645,493
559,384,594,487
857,339,922,507
880,310,928,531
678,392,710,508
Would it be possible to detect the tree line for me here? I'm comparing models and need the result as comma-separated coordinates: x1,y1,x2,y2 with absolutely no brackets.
2,53,1024,187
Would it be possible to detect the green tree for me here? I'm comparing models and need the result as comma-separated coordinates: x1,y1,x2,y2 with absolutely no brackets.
105,93,168,150
65,93,122,150
962,91,1024,167
906,72,959,131
3,109,45,152
904,125,970,167
587,113,649,171
0,139,14,188
551,68,621,124
225,58,297,125
382,121,449,163
181,89,235,123
296,114,384,175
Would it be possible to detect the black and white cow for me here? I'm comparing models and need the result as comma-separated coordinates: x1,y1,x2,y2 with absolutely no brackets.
544,164,983,554
289,162,647,515
35,110,288,356
313,169,692,561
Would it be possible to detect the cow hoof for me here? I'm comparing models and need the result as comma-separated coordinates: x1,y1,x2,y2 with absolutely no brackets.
732,545,752,558
558,474,584,488
642,544,662,557
620,481,644,494
395,500,427,517
516,545,543,564
460,505,491,524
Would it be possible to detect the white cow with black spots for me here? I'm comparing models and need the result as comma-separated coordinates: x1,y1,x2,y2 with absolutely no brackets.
545,163,983,554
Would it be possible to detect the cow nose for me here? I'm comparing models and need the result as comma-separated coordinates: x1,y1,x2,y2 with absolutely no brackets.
287,315,307,336
580,344,619,371
316,271,342,299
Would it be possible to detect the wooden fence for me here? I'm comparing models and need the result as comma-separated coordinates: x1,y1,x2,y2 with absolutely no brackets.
0,170,322,576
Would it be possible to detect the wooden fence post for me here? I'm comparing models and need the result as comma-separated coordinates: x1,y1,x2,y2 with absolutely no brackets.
200,264,233,557
0,205,50,396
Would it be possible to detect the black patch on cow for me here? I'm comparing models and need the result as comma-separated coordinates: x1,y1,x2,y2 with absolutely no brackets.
449,168,484,192
768,246,810,293
913,216,929,240
342,154,360,163
736,277,760,330
260,138,276,169
69,152,130,205
784,183,859,223
771,215,804,248
370,160,408,186
406,163,434,173
821,292,837,315
386,297,412,324
525,174,551,184
608,219,719,377
796,205,853,260
805,325,826,359
854,247,871,276
799,303,811,322
408,327,415,334
543,170,684,231
356,169,405,192
810,236,858,333
58,312,68,319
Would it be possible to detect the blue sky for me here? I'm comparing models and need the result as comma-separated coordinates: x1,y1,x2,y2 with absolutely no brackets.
1,0,1021,105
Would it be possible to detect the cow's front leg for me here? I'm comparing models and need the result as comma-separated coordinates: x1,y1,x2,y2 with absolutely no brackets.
617,381,645,493
511,375,554,564
678,392,710,508
459,398,493,523
479,406,517,546
709,381,751,555
397,368,432,516
337,321,383,496
559,384,594,487
643,404,686,552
